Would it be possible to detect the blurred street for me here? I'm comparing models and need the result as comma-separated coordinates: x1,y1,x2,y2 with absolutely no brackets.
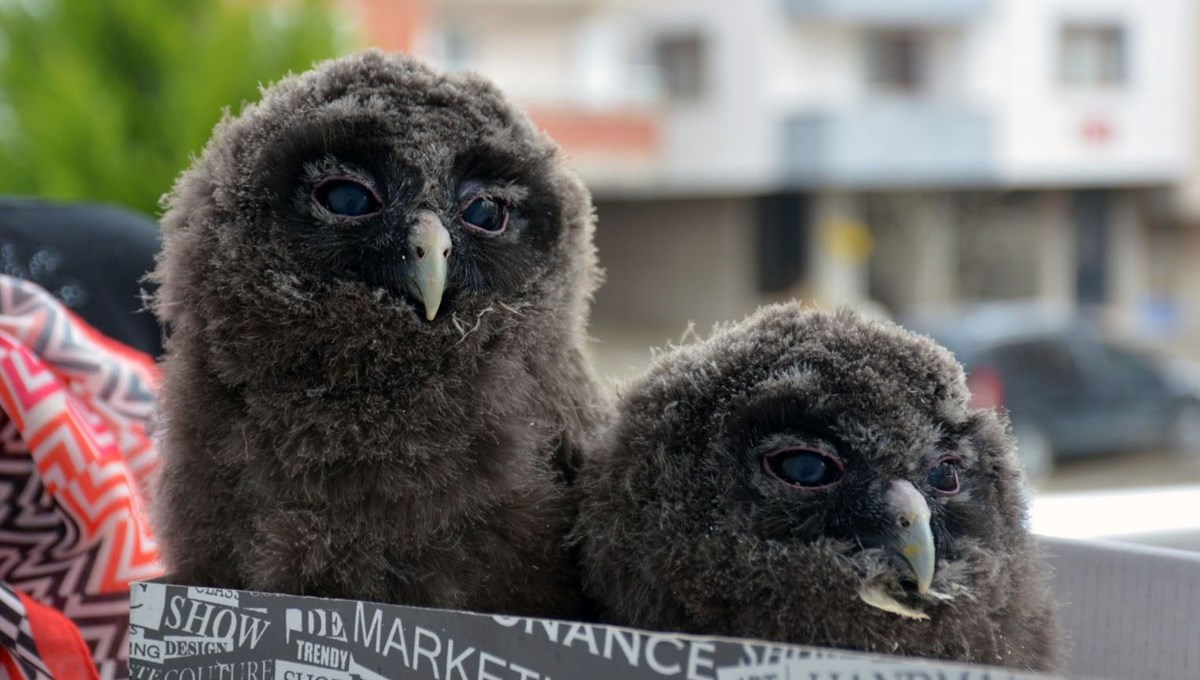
589,320,1200,495
7,0,1200,501
1039,448,1200,493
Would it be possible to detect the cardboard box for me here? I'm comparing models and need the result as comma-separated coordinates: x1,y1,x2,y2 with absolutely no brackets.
128,537,1199,680
1040,536,1200,680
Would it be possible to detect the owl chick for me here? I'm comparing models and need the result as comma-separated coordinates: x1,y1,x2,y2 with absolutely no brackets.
574,305,1061,670
151,50,608,617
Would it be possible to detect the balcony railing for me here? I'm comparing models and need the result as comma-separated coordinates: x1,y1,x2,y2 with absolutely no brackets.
783,103,993,186
785,0,991,24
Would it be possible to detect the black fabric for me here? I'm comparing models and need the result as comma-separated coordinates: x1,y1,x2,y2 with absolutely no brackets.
0,197,163,357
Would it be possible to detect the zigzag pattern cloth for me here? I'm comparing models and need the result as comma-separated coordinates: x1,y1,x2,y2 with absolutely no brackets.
0,582,53,680
0,274,163,679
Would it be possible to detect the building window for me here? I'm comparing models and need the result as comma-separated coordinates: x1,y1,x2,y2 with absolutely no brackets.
654,32,707,102
865,30,925,94
1060,24,1126,87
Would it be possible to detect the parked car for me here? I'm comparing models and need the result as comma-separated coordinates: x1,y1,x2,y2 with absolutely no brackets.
904,301,1200,481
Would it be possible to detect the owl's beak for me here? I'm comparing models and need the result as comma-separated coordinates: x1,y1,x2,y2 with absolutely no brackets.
406,212,452,321
885,480,935,594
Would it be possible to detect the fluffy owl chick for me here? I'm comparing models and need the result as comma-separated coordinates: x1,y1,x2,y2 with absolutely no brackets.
151,50,608,617
574,305,1060,670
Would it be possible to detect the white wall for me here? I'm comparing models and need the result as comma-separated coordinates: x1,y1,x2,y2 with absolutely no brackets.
592,0,785,192
588,0,1194,191
426,2,640,109
419,0,1195,193
779,24,864,108
982,0,1194,186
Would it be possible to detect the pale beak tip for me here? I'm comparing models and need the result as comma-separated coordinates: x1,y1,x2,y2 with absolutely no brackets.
888,480,936,595
407,213,452,321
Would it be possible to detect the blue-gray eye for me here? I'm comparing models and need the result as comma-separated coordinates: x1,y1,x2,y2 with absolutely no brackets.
461,197,507,234
763,448,843,489
314,179,380,217
928,458,961,494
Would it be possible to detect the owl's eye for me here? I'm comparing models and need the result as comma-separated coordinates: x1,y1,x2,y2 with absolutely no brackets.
461,196,508,234
927,457,962,495
313,179,381,218
763,448,844,489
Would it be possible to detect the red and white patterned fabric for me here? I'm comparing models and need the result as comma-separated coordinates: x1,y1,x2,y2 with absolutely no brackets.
0,583,99,680
0,274,162,679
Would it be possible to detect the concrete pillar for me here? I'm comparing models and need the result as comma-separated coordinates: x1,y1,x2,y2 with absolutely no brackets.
1178,225,1200,342
864,192,958,315
1107,191,1150,333
905,193,958,309
810,191,870,308
1035,191,1075,305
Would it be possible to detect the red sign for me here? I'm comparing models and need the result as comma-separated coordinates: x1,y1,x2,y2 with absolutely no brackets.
1082,118,1114,144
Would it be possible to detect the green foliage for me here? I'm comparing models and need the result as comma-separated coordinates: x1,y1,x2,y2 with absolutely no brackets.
0,0,355,217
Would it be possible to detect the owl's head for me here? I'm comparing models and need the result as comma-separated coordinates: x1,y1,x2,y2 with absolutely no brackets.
157,50,597,380
577,304,1055,666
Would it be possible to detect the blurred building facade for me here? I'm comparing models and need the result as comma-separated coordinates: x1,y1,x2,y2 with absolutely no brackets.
348,0,1198,344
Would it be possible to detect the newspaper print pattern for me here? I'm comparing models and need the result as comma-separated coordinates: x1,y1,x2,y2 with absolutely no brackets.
129,581,1058,680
